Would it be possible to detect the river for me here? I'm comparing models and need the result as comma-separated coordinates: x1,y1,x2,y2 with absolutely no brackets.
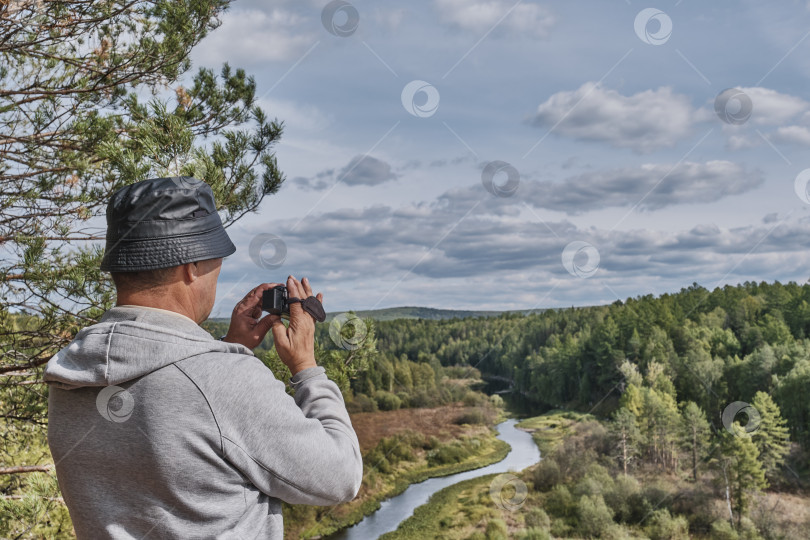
328,418,541,539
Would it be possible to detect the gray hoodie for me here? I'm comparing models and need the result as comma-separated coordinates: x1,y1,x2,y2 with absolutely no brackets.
44,306,363,539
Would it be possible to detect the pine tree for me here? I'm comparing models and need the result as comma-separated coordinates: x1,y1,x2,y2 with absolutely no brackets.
716,424,768,528
750,391,790,479
0,1,283,535
680,401,711,481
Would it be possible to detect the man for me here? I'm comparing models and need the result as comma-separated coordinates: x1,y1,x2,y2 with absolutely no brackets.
44,177,362,539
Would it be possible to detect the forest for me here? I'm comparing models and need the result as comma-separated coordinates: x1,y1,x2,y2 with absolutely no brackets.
210,279,808,538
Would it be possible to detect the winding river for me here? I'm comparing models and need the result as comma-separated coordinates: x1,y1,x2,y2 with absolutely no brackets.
329,418,542,539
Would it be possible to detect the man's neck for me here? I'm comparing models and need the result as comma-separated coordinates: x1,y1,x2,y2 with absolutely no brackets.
115,291,199,323
116,303,198,324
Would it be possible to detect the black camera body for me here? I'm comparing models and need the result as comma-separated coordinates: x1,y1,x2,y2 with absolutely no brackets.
262,285,290,317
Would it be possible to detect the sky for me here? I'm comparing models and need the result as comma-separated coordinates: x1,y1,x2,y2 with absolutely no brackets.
184,0,810,315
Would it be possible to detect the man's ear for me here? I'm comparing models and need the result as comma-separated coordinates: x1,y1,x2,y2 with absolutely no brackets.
183,262,198,283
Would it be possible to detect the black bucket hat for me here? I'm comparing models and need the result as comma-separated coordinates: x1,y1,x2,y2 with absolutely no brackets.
100,177,236,272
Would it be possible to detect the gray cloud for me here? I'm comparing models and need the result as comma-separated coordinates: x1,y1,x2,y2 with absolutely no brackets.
438,161,764,215
294,156,398,191
339,155,399,187
522,160,764,213
529,83,701,153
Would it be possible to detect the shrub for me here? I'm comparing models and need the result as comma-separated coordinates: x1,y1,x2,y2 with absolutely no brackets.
645,509,689,540
396,391,411,408
577,494,615,538
485,518,509,540
454,408,488,425
710,520,739,540
524,507,550,529
374,390,402,411
346,393,377,413
532,458,561,491
544,485,574,518
427,440,473,466
463,390,486,407
516,527,550,540
603,475,641,523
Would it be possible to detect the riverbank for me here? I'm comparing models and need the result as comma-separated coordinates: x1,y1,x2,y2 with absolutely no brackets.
384,410,810,539
378,411,578,539
281,403,510,539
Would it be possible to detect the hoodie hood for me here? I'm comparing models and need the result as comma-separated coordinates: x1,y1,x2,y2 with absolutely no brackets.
43,306,253,389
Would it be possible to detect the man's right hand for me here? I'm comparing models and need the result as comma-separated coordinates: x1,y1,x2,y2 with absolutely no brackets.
269,276,322,376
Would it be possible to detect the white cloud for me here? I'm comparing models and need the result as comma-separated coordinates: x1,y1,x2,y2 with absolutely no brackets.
529,83,699,153
770,125,810,146
193,8,315,65
739,87,809,126
435,0,555,37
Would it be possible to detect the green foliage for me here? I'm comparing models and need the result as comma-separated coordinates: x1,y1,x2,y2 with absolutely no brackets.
374,390,402,411
680,401,711,481
750,391,790,478
1,1,286,534
484,518,508,540
645,509,689,540
576,493,615,538
716,425,768,527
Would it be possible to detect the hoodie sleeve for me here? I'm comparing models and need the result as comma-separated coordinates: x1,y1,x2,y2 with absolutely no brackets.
180,354,363,505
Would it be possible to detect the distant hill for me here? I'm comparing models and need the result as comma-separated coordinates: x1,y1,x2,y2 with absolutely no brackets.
326,306,504,321
210,305,546,324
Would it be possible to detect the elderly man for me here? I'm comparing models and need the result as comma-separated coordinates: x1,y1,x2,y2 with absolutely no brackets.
44,177,362,539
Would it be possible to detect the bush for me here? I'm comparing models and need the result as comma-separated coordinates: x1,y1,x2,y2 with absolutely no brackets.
346,393,377,413
374,390,402,411
544,485,574,518
532,458,561,492
364,432,419,473
524,507,550,529
396,391,411,408
463,390,487,407
645,509,689,540
603,475,641,523
454,408,488,425
577,494,615,538
485,518,508,540
427,440,474,466
516,527,550,540
710,520,739,540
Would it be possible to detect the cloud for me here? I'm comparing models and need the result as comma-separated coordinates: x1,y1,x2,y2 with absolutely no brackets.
529,83,699,153
339,155,400,186
193,8,315,65
294,156,399,191
521,161,764,213
770,125,810,146
435,0,555,38
222,196,810,311
438,161,762,215
738,87,810,126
